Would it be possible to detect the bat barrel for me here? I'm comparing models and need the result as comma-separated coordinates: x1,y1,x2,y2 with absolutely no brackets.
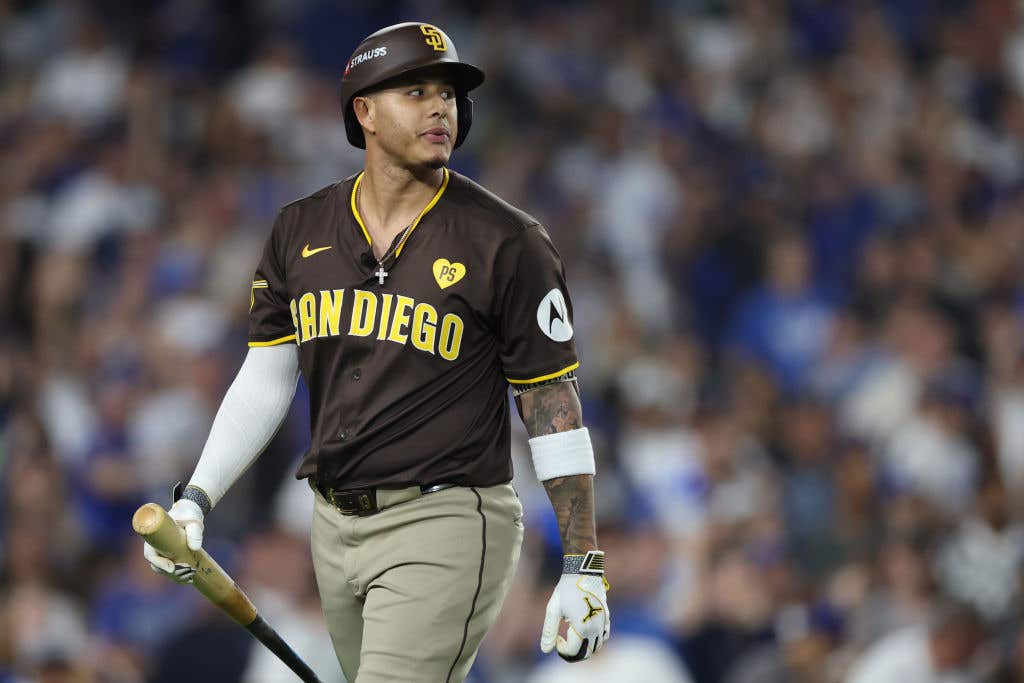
246,615,324,683
133,502,257,625
134,503,322,681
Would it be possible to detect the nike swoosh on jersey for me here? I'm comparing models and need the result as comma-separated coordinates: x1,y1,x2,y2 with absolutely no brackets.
302,244,332,258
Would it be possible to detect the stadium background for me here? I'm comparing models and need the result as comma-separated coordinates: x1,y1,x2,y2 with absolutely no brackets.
3,0,1024,681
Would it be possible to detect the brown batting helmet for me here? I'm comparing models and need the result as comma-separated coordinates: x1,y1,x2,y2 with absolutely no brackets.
340,22,485,149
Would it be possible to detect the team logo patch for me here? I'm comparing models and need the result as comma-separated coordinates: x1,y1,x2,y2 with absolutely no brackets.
432,258,466,289
536,288,573,342
421,25,446,52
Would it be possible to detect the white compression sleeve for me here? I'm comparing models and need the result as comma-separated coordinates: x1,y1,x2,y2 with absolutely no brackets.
187,344,300,508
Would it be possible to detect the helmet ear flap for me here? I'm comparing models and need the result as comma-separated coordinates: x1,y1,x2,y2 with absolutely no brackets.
344,104,367,149
454,95,473,149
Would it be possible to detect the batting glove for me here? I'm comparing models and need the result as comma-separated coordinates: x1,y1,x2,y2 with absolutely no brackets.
143,482,208,584
541,550,611,662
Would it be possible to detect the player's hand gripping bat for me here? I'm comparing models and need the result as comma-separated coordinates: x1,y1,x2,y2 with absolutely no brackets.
132,502,324,683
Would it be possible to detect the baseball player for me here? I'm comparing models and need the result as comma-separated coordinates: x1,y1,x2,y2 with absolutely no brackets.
143,22,610,682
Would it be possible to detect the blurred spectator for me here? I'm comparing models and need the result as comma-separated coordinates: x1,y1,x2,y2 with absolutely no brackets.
882,373,981,518
724,601,846,683
845,601,985,683
853,533,936,648
778,397,839,577
523,635,693,683
677,546,777,683
149,608,252,683
839,297,955,444
935,474,1024,624
616,348,704,542
0,584,90,683
228,40,307,137
31,15,126,129
89,543,201,681
727,231,835,393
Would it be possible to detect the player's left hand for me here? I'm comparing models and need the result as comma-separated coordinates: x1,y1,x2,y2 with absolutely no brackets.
540,551,610,662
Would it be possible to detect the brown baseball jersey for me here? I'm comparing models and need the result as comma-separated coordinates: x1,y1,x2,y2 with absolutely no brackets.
248,168,578,489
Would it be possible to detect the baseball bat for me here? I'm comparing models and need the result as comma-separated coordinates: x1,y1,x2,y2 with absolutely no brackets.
132,503,324,683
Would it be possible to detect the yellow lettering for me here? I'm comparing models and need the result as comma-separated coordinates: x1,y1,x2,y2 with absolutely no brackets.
387,296,415,345
298,292,317,344
438,313,463,361
349,289,377,336
377,293,394,340
289,299,299,334
411,303,437,354
318,289,345,337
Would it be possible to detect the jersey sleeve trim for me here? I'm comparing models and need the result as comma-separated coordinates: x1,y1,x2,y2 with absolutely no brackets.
250,280,269,311
506,361,580,385
350,168,450,256
248,334,297,348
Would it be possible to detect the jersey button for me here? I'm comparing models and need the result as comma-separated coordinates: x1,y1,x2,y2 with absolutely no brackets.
339,429,349,441
352,368,361,381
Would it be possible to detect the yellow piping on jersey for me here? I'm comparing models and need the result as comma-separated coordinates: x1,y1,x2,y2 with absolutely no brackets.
351,173,373,246
248,334,297,347
350,168,450,256
506,361,580,385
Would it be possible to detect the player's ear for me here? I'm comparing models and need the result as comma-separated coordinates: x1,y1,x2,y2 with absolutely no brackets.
352,95,377,137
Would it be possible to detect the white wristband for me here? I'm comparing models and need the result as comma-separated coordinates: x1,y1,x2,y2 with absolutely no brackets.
528,427,595,481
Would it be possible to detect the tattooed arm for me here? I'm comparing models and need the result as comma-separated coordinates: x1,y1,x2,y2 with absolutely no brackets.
515,380,597,553
518,378,609,660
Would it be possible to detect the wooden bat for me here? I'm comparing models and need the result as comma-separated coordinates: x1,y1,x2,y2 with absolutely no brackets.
132,503,324,683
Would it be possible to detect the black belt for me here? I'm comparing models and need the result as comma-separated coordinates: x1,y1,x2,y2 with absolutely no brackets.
317,482,457,516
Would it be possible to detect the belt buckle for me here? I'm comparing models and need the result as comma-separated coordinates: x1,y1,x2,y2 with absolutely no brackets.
328,487,377,516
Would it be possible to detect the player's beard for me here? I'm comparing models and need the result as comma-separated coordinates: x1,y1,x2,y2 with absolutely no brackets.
414,126,453,170
423,154,447,170
377,125,450,172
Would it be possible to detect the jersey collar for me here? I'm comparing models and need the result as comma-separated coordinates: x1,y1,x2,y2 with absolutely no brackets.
350,167,450,257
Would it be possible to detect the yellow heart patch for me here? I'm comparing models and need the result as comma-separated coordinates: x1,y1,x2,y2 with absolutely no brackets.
432,258,466,289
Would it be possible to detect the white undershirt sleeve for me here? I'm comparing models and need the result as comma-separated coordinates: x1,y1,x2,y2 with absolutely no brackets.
187,344,300,508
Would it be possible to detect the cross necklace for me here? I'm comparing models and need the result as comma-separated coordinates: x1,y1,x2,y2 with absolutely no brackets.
357,181,416,285
372,221,414,284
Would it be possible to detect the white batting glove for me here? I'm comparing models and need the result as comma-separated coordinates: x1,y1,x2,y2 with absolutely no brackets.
540,551,611,662
143,483,208,584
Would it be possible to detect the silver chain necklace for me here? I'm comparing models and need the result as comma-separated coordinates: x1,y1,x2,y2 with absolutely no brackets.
357,180,415,285
372,222,414,285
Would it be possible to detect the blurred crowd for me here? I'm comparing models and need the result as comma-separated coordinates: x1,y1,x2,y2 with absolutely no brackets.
4,0,1024,681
